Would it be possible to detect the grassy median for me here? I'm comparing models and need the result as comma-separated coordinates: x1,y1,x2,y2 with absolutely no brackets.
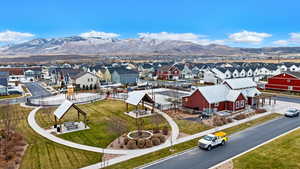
175,119,212,135
108,113,282,169
0,94,22,99
233,128,300,169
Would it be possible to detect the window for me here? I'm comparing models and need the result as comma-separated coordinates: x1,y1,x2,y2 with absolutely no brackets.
287,79,291,83
240,100,245,107
91,78,93,82
87,78,90,82
236,101,239,109
184,98,188,102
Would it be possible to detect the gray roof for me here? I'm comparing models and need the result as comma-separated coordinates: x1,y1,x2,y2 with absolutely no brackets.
284,71,300,79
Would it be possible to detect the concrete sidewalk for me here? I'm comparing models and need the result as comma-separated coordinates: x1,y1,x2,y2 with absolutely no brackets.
26,103,180,155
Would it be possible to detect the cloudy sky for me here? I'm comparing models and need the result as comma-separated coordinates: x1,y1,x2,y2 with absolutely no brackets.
0,0,300,47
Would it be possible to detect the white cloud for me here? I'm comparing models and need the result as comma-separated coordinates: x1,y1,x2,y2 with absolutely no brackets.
138,32,224,45
80,30,120,39
228,30,272,44
273,40,289,45
272,33,300,46
0,30,35,43
289,33,300,43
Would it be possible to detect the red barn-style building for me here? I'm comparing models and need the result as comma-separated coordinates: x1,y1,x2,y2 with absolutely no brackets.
182,84,247,113
157,65,180,80
182,78,261,113
266,71,300,92
223,78,261,106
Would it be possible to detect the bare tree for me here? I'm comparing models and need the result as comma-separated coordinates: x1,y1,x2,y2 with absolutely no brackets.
108,116,129,144
150,114,164,132
0,103,19,156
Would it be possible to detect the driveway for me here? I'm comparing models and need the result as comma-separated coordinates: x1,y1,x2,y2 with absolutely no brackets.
142,116,300,169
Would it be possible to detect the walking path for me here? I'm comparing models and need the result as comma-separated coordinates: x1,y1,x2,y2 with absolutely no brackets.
26,100,180,155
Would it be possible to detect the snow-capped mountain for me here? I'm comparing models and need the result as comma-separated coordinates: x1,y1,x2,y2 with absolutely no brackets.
0,36,244,56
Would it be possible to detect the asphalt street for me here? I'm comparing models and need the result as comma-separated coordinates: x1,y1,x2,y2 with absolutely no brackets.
24,82,52,97
276,96,300,103
0,82,52,104
143,116,300,169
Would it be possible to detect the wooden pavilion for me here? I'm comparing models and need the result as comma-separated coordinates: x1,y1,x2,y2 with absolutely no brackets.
125,92,155,116
53,100,87,133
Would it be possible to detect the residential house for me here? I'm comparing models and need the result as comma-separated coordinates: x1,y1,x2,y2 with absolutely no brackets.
111,68,139,85
157,65,180,80
175,64,193,79
0,72,9,95
72,72,100,90
138,63,154,78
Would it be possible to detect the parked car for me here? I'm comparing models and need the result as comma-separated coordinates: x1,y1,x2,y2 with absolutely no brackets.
285,108,300,118
198,132,228,151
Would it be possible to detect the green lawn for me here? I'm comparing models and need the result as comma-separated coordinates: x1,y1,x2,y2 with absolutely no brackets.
233,128,300,169
0,104,101,169
36,99,169,148
222,113,281,135
175,119,212,135
0,94,22,99
108,113,282,169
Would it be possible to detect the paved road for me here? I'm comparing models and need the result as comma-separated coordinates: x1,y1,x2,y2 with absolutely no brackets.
276,96,300,103
143,116,300,169
25,82,52,97
0,82,52,104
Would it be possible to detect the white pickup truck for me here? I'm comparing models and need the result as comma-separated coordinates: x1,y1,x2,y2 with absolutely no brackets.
198,132,228,151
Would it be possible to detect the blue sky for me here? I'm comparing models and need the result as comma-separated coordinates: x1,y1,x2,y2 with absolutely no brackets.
0,0,300,47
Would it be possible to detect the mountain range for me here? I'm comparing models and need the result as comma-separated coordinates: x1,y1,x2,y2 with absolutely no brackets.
0,36,300,58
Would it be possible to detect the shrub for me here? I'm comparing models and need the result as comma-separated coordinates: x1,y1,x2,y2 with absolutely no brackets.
234,114,247,120
145,139,153,148
127,140,137,149
227,118,233,123
255,109,267,114
5,152,14,161
13,146,24,152
137,139,146,148
15,158,21,164
162,126,169,135
213,116,224,126
153,127,160,134
219,117,228,124
120,144,124,149
123,137,129,145
151,137,161,146
158,135,166,143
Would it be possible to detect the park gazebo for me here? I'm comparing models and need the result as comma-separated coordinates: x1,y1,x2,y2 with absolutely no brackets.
125,92,155,118
53,100,87,133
